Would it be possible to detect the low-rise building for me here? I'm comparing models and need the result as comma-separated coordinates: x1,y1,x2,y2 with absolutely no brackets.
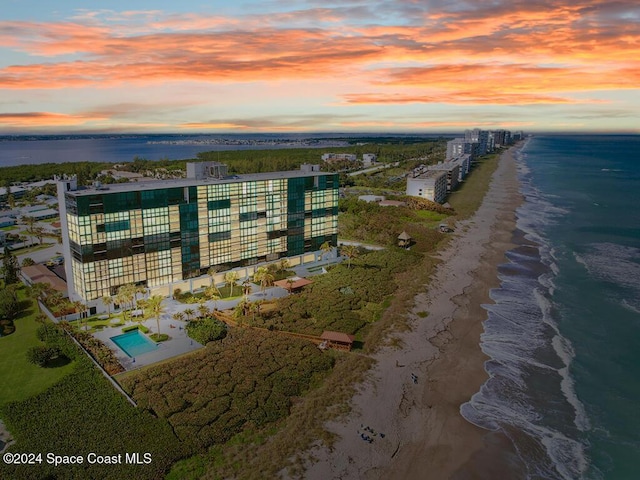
362,153,377,166
0,216,16,228
321,153,357,163
21,208,59,221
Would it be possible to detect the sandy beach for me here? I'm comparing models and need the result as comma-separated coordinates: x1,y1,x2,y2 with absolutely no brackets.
302,144,525,479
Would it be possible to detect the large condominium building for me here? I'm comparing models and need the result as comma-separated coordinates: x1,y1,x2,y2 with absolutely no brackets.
57,162,339,307
449,154,471,182
446,138,475,160
406,170,448,203
464,128,490,156
427,163,460,192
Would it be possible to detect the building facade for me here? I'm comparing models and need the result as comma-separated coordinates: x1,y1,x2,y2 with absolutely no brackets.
464,128,490,156
406,170,448,203
58,164,338,304
427,163,460,192
446,138,472,160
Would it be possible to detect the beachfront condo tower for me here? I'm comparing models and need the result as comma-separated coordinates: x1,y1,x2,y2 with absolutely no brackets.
57,162,338,310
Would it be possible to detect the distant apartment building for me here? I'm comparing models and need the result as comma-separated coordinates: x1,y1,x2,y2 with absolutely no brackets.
362,153,377,166
406,170,448,203
57,162,339,307
427,163,460,192
321,153,357,163
446,138,476,161
464,128,490,156
449,154,471,182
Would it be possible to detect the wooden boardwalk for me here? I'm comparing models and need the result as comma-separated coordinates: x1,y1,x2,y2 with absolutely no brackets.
212,310,327,347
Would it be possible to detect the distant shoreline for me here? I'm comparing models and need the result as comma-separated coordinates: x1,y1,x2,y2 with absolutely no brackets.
300,144,525,479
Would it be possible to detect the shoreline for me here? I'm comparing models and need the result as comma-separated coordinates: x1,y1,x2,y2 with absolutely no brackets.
302,144,525,479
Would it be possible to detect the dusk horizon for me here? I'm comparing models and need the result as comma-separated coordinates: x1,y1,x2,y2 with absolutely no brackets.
2,1,639,134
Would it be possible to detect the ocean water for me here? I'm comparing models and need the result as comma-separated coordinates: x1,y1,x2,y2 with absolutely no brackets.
461,135,640,479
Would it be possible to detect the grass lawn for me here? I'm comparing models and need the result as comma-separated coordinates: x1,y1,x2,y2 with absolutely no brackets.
447,152,501,219
68,314,125,332
0,290,76,408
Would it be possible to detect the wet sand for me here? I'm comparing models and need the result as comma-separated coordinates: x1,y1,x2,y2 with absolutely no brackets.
301,144,526,479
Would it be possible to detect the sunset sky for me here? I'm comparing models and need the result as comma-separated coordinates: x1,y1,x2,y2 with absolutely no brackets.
1,0,638,134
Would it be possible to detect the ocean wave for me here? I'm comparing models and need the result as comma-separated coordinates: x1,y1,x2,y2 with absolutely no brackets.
576,243,640,293
462,146,592,479
621,298,640,315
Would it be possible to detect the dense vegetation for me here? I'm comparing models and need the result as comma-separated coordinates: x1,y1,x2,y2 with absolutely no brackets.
0,139,445,184
0,331,184,480
249,248,422,337
120,329,334,450
185,317,227,344
0,140,507,480
338,196,449,247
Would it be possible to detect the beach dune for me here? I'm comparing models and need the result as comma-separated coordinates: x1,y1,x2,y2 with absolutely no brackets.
300,145,525,479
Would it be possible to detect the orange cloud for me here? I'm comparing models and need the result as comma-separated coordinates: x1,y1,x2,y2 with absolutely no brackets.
339,120,535,129
0,2,639,130
0,112,106,127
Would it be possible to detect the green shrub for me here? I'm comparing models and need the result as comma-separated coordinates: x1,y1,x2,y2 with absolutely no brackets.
149,333,169,342
186,318,227,345
122,325,138,333
36,323,78,360
26,345,60,366
138,325,150,334
121,330,334,450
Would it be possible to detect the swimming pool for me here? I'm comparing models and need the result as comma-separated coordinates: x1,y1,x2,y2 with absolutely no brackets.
110,330,158,358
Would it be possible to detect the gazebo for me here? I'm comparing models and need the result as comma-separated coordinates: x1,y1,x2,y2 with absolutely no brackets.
320,331,355,351
397,231,412,248
273,276,313,293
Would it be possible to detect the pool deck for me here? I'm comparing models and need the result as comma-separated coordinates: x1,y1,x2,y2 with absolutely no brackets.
94,319,203,371
93,254,344,371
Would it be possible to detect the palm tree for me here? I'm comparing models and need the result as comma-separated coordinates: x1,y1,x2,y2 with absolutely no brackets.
172,312,185,323
224,271,239,297
33,225,45,245
133,284,148,309
197,302,210,320
341,244,359,269
278,258,291,273
286,277,295,294
204,284,221,310
22,216,36,245
248,301,259,324
27,282,53,313
146,295,165,336
116,285,135,322
254,267,274,294
183,308,195,322
101,295,113,318
208,266,220,285
35,313,49,340
242,278,252,299
320,240,333,260
233,300,250,325
73,300,88,330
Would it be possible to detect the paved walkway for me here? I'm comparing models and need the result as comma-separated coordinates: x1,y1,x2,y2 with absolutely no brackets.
93,318,203,371
94,253,347,371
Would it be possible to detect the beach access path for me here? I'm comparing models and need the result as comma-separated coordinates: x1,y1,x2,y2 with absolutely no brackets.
299,144,525,479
